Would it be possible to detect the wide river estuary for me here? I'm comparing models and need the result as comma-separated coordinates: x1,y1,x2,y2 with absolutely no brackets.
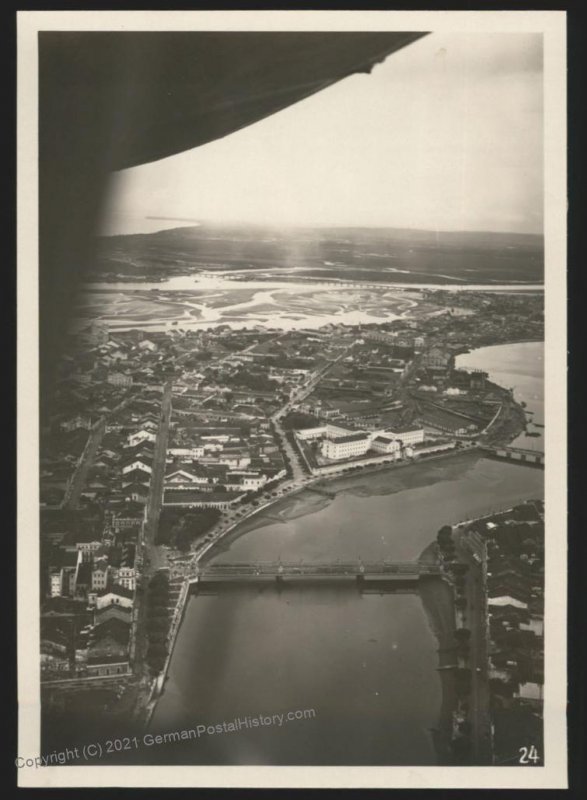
148,341,544,765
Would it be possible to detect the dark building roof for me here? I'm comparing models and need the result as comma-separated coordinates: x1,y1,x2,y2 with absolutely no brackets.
123,481,149,493
121,453,152,469
90,618,131,644
121,544,136,567
165,463,208,479
94,605,132,623
112,502,144,518
163,489,240,504
48,548,79,569
331,432,370,444
488,585,530,604
97,584,134,600
122,469,151,486
62,527,103,546
205,464,230,478
388,424,422,433
87,654,130,666
42,597,91,617
76,562,92,585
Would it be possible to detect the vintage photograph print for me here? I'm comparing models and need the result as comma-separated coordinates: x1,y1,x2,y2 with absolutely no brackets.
17,10,567,790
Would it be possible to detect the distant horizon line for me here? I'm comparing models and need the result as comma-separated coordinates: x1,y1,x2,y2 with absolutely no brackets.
104,215,544,239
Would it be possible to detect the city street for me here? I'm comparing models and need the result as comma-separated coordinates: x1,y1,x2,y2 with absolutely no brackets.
142,381,173,560
64,389,144,509
270,345,355,479
63,419,106,509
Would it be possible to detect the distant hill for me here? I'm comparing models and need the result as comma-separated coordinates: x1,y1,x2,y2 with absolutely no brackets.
95,222,544,285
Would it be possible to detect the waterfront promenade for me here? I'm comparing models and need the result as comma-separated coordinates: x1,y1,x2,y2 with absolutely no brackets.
186,445,478,568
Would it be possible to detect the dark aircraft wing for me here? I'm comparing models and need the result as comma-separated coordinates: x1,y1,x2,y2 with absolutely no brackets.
38,31,428,397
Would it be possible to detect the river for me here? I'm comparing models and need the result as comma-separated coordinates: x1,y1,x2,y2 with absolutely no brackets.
41,342,543,765
457,341,544,451
150,449,543,764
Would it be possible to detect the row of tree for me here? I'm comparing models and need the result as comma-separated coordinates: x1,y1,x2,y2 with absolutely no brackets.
270,421,295,478
144,571,171,674
156,508,222,550
435,525,477,762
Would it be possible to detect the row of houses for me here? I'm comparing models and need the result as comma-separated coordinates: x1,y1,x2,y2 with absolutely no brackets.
42,507,141,679
163,403,287,507
480,506,545,756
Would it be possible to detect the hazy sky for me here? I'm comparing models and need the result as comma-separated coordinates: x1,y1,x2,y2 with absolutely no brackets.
105,32,543,235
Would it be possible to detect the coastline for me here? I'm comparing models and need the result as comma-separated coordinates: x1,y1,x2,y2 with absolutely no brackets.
457,338,542,446
463,337,542,350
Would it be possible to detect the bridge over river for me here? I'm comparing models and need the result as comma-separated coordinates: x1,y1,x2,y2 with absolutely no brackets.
479,444,544,467
188,560,443,586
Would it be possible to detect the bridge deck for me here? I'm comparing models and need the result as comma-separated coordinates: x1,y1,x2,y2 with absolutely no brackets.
193,561,442,581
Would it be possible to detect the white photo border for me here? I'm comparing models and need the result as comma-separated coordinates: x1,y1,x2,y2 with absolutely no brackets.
17,8,567,789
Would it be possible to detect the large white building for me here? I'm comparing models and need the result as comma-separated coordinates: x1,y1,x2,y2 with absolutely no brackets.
116,567,137,592
91,561,110,591
386,427,425,447
296,423,425,463
295,424,350,442
199,452,252,469
168,445,205,459
225,471,267,491
165,466,211,488
370,435,401,455
320,432,372,460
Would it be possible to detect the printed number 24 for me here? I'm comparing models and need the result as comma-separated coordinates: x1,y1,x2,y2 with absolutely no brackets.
519,745,540,764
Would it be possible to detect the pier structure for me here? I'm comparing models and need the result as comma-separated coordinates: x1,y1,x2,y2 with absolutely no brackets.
479,444,544,467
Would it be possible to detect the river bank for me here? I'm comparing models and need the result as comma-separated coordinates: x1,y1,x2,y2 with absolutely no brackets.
457,340,544,452
197,448,542,567
41,461,541,762
125,340,544,759
418,574,458,765
479,381,528,445
197,446,480,564
131,456,542,760
417,540,458,763
193,340,542,565
459,337,542,354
